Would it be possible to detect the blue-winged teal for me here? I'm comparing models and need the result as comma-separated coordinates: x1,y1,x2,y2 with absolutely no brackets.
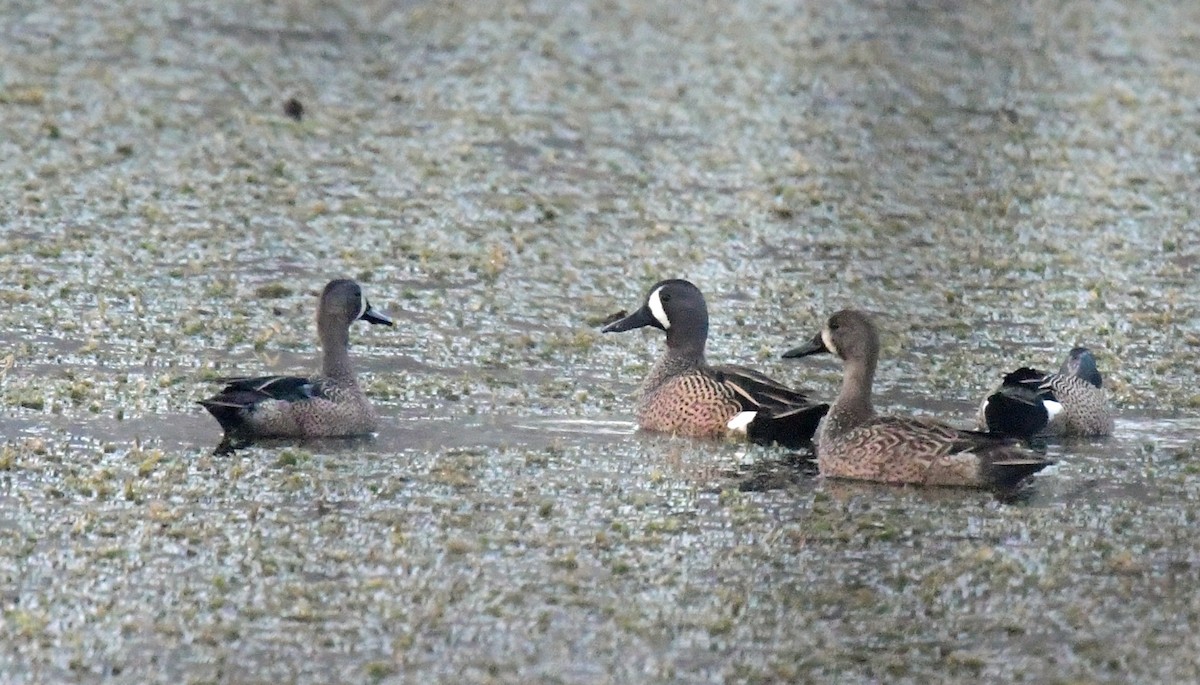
978,346,1113,438
602,279,828,448
199,279,393,443
783,310,1051,489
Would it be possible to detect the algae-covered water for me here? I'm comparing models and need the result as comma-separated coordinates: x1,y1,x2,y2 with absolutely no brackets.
3,0,1200,682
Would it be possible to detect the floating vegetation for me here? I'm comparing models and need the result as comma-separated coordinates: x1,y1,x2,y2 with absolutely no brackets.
1,0,1199,683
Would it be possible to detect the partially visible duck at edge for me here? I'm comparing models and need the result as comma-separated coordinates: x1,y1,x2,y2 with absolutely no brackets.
978,346,1113,439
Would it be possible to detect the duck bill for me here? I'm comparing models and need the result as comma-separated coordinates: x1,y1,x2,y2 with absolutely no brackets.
781,332,828,359
360,301,394,326
602,306,658,333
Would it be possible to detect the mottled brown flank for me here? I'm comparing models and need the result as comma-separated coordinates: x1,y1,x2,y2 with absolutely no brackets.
1044,375,1113,436
636,373,743,438
247,380,378,438
818,416,1030,487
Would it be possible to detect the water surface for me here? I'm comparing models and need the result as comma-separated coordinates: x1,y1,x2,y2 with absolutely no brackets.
3,0,1200,682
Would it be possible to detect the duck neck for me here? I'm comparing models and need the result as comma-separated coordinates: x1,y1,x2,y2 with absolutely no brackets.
824,354,876,441
644,328,706,392
319,320,356,381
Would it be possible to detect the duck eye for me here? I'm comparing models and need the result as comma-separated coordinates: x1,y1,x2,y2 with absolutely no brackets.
660,293,671,303
829,322,840,331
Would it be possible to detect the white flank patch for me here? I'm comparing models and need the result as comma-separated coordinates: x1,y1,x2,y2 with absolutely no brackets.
648,287,670,329
727,411,757,433
821,328,837,355
1043,400,1064,422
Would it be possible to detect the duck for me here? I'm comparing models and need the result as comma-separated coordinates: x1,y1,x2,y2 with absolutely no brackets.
199,279,393,445
782,309,1051,489
978,346,1113,438
601,279,828,448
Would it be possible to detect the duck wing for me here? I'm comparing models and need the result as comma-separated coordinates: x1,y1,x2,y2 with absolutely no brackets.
710,365,828,448
711,363,816,409
198,375,326,433
206,375,325,403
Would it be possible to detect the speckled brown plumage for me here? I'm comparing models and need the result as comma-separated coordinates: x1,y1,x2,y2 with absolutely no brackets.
636,372,742,438
816,416,1047,488
207,374,380,438
199,279,393,444
1041,372,1112,436
784,309,1051,489
603,280,827,448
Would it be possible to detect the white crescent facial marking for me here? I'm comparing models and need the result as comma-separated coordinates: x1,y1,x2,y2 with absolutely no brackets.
821,328,837,356
357,294,368,320
648,287,670,329
727,411,757,433
1043,400,1064,422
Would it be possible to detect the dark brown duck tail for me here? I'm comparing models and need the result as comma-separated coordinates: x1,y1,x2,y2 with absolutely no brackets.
983,392,1050,439
197,398,251,435
980,451,1054,490
746,403,830,450
983,367,1054,439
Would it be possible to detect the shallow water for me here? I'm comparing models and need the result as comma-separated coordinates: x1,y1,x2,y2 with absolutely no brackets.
3,0,1200,682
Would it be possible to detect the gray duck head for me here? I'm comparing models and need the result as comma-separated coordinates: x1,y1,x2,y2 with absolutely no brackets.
601,279,709,355
319,279,393,336
781,309,879,365
1060,346,1102,388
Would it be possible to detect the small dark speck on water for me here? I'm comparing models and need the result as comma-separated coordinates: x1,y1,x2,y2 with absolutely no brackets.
284,97,304,121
